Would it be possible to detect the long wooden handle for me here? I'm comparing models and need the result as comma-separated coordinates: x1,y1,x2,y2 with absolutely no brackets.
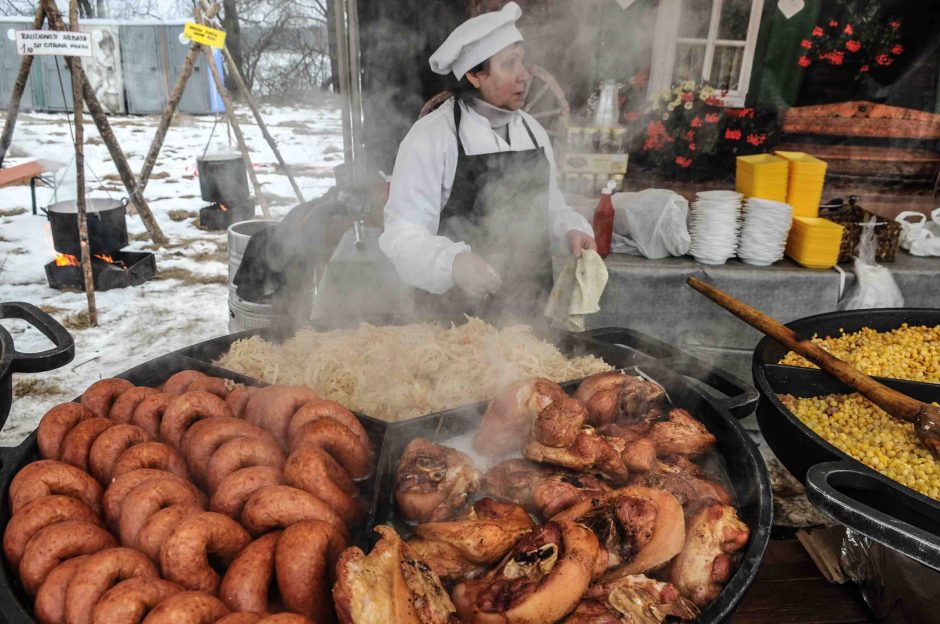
687,277,925,424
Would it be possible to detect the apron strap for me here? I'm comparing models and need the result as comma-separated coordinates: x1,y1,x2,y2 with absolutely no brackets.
453,99,543,153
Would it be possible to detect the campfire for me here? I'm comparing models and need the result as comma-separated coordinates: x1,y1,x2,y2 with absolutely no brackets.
197,154,255,230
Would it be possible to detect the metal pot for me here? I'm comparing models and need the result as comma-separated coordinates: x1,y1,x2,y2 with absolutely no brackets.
0,303,75,427
752,308,940,571
197,153,249,204
46,198,128,257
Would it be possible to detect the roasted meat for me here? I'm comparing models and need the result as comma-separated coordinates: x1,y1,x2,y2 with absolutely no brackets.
669,502,749,607
395,438,481,523
524,428,630,484
452,520,600,624
534,397,588,448
333,525,458,624
620,376,666,422
563,575,699,624
649,409,716,457
481,459,611,518
474,378,568,457
598,421,657,473
407,498,534,582
631,456,731,513
574,373,667,426
553,486,685,578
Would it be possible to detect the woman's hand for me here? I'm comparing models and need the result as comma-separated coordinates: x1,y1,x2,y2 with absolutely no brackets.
567,230,597,258
453,252,502,300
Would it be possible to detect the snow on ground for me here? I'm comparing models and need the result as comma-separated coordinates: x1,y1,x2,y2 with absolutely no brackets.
0,99,344,444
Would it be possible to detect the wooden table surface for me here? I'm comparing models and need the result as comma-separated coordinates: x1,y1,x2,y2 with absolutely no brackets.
731,539,874,624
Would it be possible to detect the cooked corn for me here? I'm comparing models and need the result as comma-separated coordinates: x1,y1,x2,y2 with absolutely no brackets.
779,393,940,501
779,324,940,383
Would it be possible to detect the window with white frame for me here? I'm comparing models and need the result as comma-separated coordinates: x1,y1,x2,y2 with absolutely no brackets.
648,0,765,108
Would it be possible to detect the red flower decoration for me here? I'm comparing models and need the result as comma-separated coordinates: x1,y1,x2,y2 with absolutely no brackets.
890,20,900,29
684,130,696,142
800,39,812,49
843,24,854,35
876,54,893,66
705,113,720,123
860,64,870,73
846,40,861,53
812,26,824,37
675,156,693,168
891,44,904,55
682,92,694,102
746,133,766,147
624,110,640,122
798,55,812,68
724,129,742,141
688,143,696,151
690,116,703,128
822,51,844,66
829,20,838,27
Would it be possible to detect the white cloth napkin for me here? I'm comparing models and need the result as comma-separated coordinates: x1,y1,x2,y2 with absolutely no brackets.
544,249,609,331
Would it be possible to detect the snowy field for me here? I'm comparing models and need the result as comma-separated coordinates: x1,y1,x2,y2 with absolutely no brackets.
0,100,343,443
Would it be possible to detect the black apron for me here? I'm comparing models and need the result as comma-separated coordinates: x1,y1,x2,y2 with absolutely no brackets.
420,100,554,325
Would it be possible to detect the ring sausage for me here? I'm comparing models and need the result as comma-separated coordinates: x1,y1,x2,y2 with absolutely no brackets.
287,400,370,451
215,614,262,624
161,371,207,396
282,447,362,525
110,443,191,481
4,495,101,568
224,387,257,419
34,555,88,624
81,379,134,420
135,504,204,563
110,388,160,425
59,418,114,473
209,467,283,520
91,578,182,624
206,437,284,494
181,418,273,488
18,520,116,595
131,394,172,439
186,377,233,399
256,616,314,624
275,520,345,622
10,460,103,515
88,425,154,484
64,547,159,624
242,386,289,428
140,591,229,624
103,470,189,531
290,419,372,480
160,392,233,449
218,531,279,614
255,387,320,448
38,403,94,460
160,512,251,594
240,485,345,536
119,476,207,547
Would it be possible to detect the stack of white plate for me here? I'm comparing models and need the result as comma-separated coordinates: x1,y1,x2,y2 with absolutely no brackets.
688,190,743,264
738,198,794,266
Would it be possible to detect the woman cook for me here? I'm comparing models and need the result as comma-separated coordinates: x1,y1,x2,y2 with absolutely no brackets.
378,2,596,322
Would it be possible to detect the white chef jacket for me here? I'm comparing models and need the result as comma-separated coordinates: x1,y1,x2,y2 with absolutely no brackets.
378,97,593,295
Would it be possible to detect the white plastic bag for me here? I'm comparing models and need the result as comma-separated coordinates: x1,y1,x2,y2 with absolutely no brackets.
896,208,940,257
838,220,904,310
610,189,690,259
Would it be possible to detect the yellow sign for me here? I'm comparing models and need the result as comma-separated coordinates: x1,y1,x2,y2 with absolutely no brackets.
183,22,226,49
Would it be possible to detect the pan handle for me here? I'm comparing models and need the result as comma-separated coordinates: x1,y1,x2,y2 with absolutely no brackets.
579,327,758,419
1,302,75,373
805,461,940,571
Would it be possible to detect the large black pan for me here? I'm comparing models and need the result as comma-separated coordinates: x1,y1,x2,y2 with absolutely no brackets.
0,303,75,427
752,308,940,571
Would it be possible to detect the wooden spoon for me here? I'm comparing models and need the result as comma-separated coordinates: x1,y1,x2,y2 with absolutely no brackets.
687,277,940,458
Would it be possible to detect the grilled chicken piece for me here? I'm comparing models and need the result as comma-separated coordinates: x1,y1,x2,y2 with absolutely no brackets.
334,525,458,624
473,378,568,457
524,428,630,484
553,486,685,578
599,421,658,473
632,456,731,513
574,372,631,426
649,409,716,457
407,498,534,582
452,521,599,624
481,459,611,518
620,376,667,422
563,575,699,624
395,438,480,523
535,397,588,448
669,502,749,607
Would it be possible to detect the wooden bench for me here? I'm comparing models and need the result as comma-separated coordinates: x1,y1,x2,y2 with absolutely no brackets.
779,101,940,190
0,159,62,214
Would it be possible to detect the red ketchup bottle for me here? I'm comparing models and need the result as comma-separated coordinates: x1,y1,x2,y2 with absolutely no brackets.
592,181,615,258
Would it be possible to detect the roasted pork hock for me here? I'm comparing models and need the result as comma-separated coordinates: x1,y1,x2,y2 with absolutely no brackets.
395,438,481,523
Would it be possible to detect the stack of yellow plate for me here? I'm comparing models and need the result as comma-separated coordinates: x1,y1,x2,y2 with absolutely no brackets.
735,154,789,201
776,151,827,218
785,217,844,269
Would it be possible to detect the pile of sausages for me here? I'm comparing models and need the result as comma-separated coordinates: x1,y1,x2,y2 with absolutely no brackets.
5,370,374,624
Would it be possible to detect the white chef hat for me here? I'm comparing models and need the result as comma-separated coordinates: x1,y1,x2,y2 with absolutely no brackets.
429,2,524,80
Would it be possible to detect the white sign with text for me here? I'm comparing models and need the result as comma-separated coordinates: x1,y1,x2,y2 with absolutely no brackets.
15,30,92,57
